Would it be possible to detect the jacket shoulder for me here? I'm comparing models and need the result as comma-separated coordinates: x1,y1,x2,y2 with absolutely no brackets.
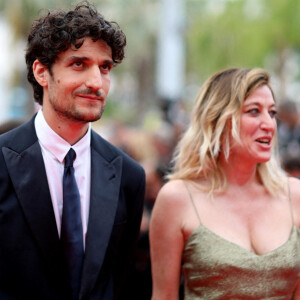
91,129,144,173
0,116,36,151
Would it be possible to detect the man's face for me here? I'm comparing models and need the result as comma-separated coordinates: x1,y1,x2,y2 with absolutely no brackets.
43,37,113,124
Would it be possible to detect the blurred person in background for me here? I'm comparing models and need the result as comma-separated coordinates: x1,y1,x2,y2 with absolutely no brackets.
277,100,300,160
0,119,25,134
150,68,300,299
0,2,145,300
282,156,300,179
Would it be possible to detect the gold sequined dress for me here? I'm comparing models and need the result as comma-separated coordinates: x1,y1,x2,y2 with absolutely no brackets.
182,185,300,299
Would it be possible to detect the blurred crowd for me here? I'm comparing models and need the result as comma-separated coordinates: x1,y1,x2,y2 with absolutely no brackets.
278,100,300,178
1,98,300,299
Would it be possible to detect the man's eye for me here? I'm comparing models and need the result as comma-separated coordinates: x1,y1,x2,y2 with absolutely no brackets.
72,61,83,68
101,64,112,72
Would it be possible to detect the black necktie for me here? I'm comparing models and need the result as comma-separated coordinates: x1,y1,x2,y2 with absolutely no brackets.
61,148,84,300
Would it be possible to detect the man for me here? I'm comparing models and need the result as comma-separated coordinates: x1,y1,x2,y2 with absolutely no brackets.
0,2,145,300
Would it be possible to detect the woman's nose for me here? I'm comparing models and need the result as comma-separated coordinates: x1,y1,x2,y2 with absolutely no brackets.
260,112,276,131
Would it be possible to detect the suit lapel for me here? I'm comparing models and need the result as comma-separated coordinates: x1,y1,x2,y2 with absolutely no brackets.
2,141,61,266
4,121,123,297
80,140,122,298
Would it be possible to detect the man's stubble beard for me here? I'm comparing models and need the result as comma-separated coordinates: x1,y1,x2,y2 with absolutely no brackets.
53,101,106,123
47,74,107,124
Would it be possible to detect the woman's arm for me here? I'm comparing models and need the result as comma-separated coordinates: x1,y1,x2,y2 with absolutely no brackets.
150,180,186,300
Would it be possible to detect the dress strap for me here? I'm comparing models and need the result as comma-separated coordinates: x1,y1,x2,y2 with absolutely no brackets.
287,178,295,225
183,181,202,225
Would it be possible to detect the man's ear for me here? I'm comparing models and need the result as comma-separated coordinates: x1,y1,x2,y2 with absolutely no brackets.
32,59,49,87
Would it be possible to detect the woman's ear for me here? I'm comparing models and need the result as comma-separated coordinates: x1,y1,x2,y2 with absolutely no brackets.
32,59,49,87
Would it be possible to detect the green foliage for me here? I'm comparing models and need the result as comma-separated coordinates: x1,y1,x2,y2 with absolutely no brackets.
1,0,76,39
3,0,300,121
186,0,300,82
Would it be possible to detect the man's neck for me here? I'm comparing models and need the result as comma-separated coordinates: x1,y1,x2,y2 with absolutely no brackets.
42,108,89,146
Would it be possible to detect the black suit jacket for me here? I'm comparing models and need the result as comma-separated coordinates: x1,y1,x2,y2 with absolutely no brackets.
0,116,145,300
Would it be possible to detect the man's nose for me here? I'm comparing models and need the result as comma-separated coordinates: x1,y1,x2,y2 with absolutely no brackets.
86,66,102,91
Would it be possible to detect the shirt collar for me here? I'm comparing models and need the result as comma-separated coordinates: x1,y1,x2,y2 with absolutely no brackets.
35,109,91,163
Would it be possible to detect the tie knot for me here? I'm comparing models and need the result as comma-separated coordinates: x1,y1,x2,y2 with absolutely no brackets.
65,148,76,168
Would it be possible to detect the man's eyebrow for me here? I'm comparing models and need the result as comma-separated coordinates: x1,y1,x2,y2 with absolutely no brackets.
102,59,115,67
65,56,114,66
65,56,90,63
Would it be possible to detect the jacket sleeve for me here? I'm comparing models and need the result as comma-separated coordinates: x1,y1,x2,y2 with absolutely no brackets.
113,164,145,299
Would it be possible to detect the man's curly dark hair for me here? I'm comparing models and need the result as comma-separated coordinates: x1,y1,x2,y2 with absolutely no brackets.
25,1,126,105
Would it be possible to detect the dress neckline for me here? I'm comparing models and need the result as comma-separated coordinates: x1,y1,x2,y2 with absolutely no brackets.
184,223,298,257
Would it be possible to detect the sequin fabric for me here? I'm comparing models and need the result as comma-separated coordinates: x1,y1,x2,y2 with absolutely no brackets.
182,224,300,299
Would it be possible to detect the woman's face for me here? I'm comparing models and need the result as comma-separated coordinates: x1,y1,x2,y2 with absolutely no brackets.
231,85,277,164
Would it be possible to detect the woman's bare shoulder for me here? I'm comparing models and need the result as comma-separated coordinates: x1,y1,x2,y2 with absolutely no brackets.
152,179,191,216
157,179,188,199
150,180,189,246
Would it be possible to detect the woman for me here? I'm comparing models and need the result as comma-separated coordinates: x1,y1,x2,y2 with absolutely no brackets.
150,68,300,299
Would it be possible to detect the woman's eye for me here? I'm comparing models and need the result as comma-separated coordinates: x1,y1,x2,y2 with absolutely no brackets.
269,110,277,118
247,108,259,115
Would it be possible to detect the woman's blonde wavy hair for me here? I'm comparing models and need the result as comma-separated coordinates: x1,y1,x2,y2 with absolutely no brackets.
168,67,286,195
